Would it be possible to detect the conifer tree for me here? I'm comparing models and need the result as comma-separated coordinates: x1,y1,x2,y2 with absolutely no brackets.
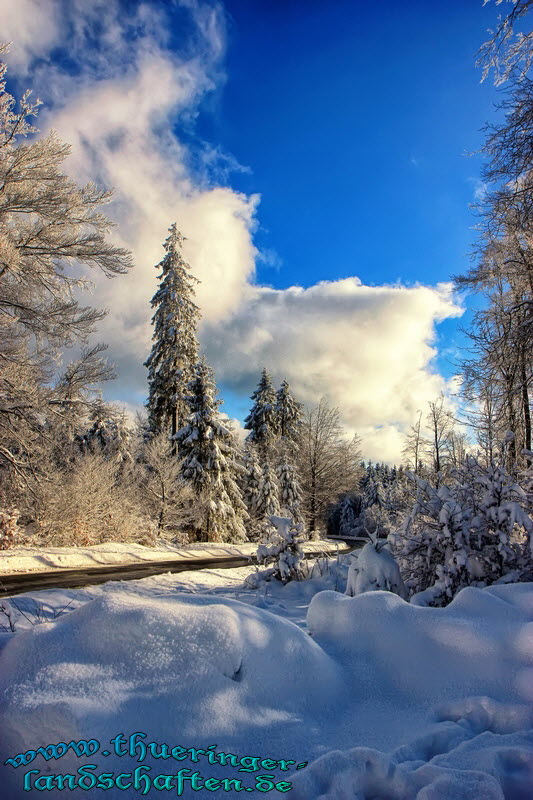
361,462,389,510
175,360,248,542
275,380,303,449
144,224,200,444
256,458,281,521
76,400,130,463
277,452,303,523
244,368,278,454
339,494,359,537
241,445,262,519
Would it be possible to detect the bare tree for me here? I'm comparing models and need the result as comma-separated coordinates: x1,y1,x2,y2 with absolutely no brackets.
0,48,132,501
456,254,533,470
425,394,454,482
477,0,533,85
446,429,470,469
135,433,193,542
402,410,424,475
297,398,362,536
452,4,533,475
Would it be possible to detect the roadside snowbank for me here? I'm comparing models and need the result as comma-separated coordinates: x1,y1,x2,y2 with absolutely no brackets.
0,539,342,574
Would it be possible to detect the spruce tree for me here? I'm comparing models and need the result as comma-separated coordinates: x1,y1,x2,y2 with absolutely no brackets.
277,451,303,523
275,380,303,449
144,224,200,444
175,361,248,542
339,494,359,537
256,458,281,521
76,400,130,463
241,445,262,519
244,368,278,453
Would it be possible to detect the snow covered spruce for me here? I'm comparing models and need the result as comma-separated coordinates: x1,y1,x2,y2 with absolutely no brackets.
145,224,201,443
174,361,248,543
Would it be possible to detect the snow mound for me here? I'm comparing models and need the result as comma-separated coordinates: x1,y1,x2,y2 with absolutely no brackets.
300,584,533,798
290,723,533,799
1,591,340,714
0,593,341,799
345,542,407,598
308,584,533,703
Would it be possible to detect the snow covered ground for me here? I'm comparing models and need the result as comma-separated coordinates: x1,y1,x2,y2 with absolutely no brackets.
0,539,343,575
0,555,532,799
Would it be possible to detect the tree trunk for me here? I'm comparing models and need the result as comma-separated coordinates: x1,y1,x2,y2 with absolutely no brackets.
171,405,177,457
521,346,532,463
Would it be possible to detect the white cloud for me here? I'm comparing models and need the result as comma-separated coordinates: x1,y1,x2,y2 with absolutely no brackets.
0,0,465,463
202,280,463,463
0,0,61,72
221,415,247,444
467,177,488,200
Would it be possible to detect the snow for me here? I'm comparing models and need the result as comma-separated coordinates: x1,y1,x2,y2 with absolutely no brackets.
0,539,343,575
345,541,407,598
0,559,532,799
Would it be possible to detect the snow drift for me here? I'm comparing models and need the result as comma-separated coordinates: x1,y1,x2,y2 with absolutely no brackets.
0,582,532,798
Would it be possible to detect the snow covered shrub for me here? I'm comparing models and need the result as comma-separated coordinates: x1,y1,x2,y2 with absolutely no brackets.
390,457,533,606
0,508,22,550
253,515,307,584
35,453,150,546
345,540,407,598
135,432,193,544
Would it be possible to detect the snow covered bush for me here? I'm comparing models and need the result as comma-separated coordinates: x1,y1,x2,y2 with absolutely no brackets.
253,515,307,584
391,456,533,606
135,432,193,543
345,540,407,598
0,507,22,550
35,453,151,547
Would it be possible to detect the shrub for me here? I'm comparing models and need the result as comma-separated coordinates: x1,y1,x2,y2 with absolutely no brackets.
390,457,533,606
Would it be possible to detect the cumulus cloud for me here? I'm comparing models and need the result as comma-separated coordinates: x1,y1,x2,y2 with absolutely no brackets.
203,280,463,462
0,0,464,462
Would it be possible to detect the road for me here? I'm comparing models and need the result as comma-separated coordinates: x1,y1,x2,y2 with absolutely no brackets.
0,541,359,597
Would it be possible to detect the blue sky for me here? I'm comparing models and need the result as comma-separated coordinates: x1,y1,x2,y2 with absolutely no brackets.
194,0,500,381
210,0,498,285
1,0,506,461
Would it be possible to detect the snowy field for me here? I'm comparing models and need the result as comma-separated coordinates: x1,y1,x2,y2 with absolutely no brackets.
0,556,532,799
